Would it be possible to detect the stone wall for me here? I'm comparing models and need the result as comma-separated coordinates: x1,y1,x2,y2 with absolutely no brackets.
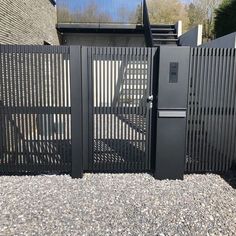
0,0,59,45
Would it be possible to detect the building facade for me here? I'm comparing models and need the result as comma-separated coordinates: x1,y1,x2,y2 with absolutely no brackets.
0,0,60,45
62,33,145,47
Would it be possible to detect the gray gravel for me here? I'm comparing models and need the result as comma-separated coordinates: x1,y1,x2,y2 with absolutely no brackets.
0,174,235,236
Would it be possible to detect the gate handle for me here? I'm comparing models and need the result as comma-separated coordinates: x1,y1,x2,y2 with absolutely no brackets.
147,95,153,103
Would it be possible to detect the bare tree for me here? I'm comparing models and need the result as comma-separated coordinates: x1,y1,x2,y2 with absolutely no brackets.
117,4,142,24
57,1,112,24
130,4,143,24
76,1,112,23
187,0,223,40
57,5,77,23
147,0,189,31
117,6,132,23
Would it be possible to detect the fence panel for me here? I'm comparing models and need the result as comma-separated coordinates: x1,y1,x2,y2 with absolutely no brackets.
0,45,71,174
186,48,236,172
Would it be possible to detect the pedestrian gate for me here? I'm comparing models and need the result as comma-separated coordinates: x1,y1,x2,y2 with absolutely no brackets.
81,48,156,172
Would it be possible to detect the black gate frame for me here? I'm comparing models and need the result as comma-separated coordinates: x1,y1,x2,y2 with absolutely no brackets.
0,45,196,180
71,47,158,175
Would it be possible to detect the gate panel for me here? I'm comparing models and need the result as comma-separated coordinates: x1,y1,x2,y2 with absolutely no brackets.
186,48,236,172
0,45,71,174
86,47,155,172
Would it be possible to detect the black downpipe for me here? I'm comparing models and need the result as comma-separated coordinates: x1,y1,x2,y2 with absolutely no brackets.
150,48,159,172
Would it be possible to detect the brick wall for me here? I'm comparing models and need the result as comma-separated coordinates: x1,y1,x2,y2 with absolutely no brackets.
0,0,60,45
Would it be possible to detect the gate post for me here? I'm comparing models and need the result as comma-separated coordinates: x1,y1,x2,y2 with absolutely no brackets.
70,46,83,178
154,47,190,180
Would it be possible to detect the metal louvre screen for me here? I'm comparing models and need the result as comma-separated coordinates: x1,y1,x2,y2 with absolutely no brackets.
186,48,236,173
86,47,155,172
0,45,71,174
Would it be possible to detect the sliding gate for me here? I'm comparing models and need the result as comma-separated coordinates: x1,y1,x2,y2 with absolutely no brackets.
82,48,157,172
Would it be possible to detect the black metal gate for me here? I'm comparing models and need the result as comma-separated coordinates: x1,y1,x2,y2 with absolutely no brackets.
1,45,235,179
81,47,156,172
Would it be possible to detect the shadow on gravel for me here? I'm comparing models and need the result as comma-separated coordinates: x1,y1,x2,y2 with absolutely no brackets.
221,170,236,189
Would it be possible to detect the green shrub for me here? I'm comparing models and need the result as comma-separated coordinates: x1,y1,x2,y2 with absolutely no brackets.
214,0,236,38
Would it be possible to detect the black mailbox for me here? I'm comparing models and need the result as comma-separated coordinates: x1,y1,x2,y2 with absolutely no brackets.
154,47,190,180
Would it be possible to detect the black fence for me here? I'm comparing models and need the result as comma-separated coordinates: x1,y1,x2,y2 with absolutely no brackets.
186,48,236,173
0,45,235,178
0,45,71,174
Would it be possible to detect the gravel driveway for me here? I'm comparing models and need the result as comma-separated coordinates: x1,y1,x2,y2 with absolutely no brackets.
0,174,235,236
